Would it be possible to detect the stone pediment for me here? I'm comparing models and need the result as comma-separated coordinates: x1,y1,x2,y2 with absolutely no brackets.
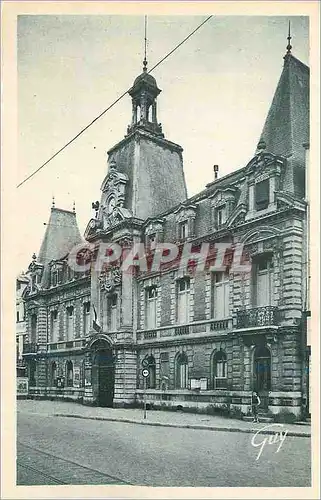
241,225,282,245
102,206,132,230
276,191,306,211
246,151,285,176
228,204,247,227
209,186,238,207
143,217,165,236
174,203,197,222
100,162,129,194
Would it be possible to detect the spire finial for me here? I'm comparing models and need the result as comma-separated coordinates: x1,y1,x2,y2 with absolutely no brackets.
286,21,292,55
52,195,55,208
143,15,148,72
72,201,76,213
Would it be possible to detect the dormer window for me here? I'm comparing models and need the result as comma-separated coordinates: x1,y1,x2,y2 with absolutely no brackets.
144,219,164,251
52,270,58,287
175,204,197,242
255,179,269,211
179,220,189,240
216,205,227,229
147,233,157,251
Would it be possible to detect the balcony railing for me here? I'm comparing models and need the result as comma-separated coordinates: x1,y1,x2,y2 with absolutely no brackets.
136,318,232,342
22,342,38,354
174,325,190,336
236,306,280,329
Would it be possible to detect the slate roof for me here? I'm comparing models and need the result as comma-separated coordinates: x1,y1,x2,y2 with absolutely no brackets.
38,207,83,266
256,53,309,197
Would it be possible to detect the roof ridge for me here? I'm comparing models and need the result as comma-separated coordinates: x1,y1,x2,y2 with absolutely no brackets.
51,207,76,215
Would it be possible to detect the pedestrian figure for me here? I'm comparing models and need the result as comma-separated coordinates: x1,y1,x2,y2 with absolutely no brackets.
252,391,261,422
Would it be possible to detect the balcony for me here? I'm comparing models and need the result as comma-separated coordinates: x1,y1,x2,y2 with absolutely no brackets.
236,306,281,329
136,318,232,342
22,342,38,354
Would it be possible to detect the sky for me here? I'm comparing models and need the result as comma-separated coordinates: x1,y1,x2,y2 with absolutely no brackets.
17,14,309,274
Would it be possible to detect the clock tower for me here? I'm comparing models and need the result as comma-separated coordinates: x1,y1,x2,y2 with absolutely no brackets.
84,60,188,407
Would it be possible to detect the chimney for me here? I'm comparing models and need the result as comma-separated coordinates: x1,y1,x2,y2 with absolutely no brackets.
213,165,219,180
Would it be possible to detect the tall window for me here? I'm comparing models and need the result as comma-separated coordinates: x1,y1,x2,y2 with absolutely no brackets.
212,271,230,319
30,314,37,343
83,302,90,335
175,352,188,389
51,269,58,287
67,265,74,281
216,206,227,228
146,286,157,329
177,278,190,324
146,355,156,389
252,254,274,307
146,233,157,251
160,352,170,390
51,362,57,386
213,350,227,389
50,310,58,342
255,179,269,211
108,295,117,331
66,361,73,387
179,221,188,240
66,306,74,341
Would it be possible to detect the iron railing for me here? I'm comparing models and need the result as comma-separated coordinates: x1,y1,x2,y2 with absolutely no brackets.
236,306,280,329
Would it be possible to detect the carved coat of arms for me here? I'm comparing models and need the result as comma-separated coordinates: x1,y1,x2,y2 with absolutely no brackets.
99,267,121,292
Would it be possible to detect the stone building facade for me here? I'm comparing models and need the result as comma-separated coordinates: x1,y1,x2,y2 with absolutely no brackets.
21,44,310,419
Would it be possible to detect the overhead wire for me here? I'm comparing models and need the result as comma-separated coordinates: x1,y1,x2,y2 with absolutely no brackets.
17,15,213,189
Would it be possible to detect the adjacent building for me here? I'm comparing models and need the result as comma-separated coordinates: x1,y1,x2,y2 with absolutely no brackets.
20,39,310,418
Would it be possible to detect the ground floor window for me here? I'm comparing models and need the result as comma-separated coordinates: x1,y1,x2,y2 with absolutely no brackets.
51,361,57,386
212,350,227,389
175,352,188,389
146,355,156,389
66,361,73,387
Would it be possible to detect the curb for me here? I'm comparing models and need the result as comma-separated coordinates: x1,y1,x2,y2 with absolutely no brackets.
53,413,311,438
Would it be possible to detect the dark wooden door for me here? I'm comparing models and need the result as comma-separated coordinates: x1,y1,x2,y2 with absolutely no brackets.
96,350,114,408
254,347,271,410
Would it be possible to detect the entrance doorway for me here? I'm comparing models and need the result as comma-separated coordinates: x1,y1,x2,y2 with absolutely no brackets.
91,340,114,407
253,345,271,410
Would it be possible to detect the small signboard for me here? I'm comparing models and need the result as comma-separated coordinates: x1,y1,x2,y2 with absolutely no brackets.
17,377,28,396
142,358,149,368
142,368,150,378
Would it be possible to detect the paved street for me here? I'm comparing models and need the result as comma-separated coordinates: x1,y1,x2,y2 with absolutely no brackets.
17,402,311,487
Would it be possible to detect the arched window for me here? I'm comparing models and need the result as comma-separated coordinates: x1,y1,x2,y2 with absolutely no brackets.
146,355,156,389
175,352,188,389
66,361,73,387
213,350,227,389
51,362,57,386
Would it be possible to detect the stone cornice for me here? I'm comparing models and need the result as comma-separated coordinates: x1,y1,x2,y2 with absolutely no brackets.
107,128,183,156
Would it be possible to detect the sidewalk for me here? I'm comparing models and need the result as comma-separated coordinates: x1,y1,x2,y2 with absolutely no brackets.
17,399,311,437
